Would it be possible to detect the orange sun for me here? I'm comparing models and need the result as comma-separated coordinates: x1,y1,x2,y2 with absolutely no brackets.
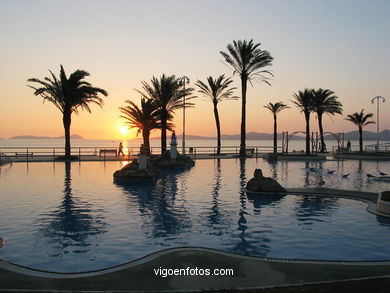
120,125,129,135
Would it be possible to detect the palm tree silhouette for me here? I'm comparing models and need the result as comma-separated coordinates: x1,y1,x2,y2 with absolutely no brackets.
28,65,108,158
291,89,315,155
312,89,343,152
119,98,166,155
136,75,194,154
220,39,273,156
195,75,237,154
263,102,289,153
346,109,375,152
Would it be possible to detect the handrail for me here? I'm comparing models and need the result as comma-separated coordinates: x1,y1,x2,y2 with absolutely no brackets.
0,145,280,159
0,152,13,162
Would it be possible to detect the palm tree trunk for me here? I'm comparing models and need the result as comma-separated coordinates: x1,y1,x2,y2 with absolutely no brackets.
63,111,71,157
273,113,277,153
359,126,363,152
161,112,167,154
143,129,151,156
305,111,310,155
240,77,247,156
213,102,221,155
318,112,325,153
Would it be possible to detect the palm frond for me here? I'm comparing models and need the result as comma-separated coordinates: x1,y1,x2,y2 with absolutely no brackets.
220,39,273,85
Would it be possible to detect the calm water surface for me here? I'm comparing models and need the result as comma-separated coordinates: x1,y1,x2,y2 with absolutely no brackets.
1,159,390,272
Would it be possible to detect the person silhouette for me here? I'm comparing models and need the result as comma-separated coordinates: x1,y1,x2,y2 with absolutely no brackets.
118,142,125,156
347,140,351,152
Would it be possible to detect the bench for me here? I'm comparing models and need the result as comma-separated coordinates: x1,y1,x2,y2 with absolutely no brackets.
99,149,117,157
15,152,33,158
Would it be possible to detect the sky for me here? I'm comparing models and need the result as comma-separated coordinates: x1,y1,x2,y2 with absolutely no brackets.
0,0,389,140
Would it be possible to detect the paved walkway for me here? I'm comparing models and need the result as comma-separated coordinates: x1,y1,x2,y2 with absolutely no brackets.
1,248,390,292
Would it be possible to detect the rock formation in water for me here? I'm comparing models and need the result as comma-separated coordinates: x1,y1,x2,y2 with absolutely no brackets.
246,169,286,192
113,160,159,179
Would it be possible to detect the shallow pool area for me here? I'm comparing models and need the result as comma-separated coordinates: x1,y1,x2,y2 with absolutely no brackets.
1,159,390,272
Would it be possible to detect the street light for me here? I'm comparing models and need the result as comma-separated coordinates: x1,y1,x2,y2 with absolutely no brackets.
371,96,385,151
179,76,190,155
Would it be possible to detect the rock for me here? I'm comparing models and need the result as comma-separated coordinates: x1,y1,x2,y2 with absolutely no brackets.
254,169,263,180
113,159,159,179
246,169,286,192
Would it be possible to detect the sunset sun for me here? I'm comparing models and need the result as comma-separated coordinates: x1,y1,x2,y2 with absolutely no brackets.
120,125,129,135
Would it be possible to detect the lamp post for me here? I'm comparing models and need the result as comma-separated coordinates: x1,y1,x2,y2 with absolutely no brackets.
179,76,190,155
371,96,385,151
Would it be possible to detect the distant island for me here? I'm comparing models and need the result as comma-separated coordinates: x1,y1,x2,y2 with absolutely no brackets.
139,130,390,141
9,134,84,140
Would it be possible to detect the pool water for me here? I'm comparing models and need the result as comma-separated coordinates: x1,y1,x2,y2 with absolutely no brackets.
1,159,390,272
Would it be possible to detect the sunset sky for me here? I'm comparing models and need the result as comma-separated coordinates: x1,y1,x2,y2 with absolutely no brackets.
0,0,389,140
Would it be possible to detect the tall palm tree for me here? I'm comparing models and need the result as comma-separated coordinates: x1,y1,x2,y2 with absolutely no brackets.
28,65,108,158
119,98,165,155
312,89,343,152
136,74,194,154
195,75,237,154
220,39,273,156
264,102,289,153
291,89,314,155
345,109,375,152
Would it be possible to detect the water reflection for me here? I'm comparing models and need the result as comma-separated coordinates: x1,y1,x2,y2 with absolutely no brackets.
376,215,390,226
206,159,224,227
268,160,278,180
294,195,339,228
233,159,271,256
0,161,13,177
115,168,191,238
247,193,284,214
37,161,106,253
234,159,249,253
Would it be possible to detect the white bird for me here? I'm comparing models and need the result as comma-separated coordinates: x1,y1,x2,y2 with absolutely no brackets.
379,171,388,176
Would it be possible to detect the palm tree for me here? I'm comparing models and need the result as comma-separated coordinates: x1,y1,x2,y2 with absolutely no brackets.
220,39,273,156
195,75,237,154
264,102,289,153
345,109,375,152
136,75,194,154
291,89,314,155
28,65,108,158
312,89,343,153
119,98,165,155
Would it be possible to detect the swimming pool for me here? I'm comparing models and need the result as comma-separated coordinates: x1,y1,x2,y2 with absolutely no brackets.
1,159,390,272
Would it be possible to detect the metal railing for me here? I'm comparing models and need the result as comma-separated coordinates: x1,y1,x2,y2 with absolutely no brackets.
0,152,13,162
332,143,390,153
0,145,278,161
365,143,390,152
331,144,359,153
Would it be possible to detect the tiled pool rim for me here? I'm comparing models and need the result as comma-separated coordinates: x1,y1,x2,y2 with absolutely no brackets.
1,246,390,279
1,187,389,278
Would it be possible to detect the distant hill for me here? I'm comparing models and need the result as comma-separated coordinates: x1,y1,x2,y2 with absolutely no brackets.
9,134,84,140
324,130,390,141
